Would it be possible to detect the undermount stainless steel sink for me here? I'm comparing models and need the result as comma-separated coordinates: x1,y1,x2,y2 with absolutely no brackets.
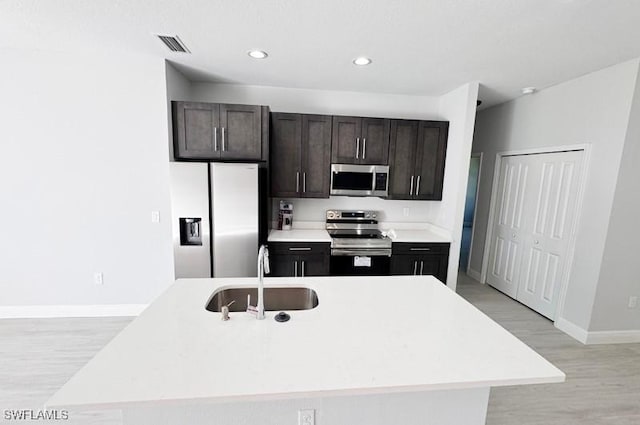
206,287,319,313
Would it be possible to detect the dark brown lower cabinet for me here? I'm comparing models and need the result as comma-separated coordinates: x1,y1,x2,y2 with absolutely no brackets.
390,243,450,283
268,243,330,277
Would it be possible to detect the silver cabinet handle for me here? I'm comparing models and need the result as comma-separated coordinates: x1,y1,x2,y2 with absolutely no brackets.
214,127,218,151
296,171,300,193
413,260,418,275
294,261,298,277
420,261,424,275
301,261,305,277
362,138,366,159
410,247,431,251
221,127,226,151
410,176,415,196
356,137,360,159
288,247,312,251
416,175,421,195
303,172,306,193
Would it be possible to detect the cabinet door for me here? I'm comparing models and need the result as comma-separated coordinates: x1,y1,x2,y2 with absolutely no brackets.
173,102,220,159
271,113,302,197
299,254,330,277
301,115,332,198
414,121,448,200
219,104,262,160
331,116,362,164
416,255,443,280
360,118,390,165
388,120,418,199
390,255,421,275
269,254,298,277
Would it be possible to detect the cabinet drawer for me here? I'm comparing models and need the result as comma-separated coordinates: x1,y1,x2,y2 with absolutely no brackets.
269,242,330,256
392,242,450,255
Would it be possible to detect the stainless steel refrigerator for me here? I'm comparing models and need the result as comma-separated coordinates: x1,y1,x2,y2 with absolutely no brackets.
169,162,265,279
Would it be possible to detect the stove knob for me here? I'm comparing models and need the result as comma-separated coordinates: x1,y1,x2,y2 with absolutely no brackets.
327,211,335,219
366,213,370,218
372,214,377,218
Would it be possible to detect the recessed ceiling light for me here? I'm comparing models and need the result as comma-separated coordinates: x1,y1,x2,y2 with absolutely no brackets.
353,57,372,66
521,87,536,95
248,50,268,59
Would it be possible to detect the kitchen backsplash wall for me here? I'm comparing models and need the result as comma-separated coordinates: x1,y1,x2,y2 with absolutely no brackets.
271,197,440,224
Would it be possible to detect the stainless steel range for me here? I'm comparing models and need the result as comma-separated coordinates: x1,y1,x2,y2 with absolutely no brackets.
326,210,391,275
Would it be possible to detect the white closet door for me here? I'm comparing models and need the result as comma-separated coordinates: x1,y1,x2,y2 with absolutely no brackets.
516,150,584,319
486,155,531,297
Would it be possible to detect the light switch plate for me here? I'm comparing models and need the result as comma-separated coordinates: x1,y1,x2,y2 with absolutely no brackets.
298,409,315,425
151,211,160,223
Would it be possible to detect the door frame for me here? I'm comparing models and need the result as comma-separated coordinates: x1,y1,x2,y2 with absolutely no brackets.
480,143,591,321
465,152,483,275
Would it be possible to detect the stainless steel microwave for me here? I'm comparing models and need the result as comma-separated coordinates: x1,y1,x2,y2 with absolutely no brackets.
330,164,389,197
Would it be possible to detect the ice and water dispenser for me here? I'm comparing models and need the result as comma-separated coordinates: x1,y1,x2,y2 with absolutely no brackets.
179,217,202,246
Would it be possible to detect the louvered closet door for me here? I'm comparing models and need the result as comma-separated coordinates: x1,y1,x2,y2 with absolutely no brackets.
515,150,584,319
487,155,531,298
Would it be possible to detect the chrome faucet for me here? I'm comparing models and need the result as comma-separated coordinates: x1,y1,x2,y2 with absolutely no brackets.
256,244,270,320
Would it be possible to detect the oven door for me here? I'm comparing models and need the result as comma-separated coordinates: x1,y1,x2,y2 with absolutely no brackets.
330,249,391,276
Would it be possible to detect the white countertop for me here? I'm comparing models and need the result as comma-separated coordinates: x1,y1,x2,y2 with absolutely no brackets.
268,229,332,242
47,276,564,410
385,229,451,243
268,226,451,244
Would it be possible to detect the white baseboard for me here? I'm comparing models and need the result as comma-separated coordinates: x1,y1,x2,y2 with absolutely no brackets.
585,329,640,345
555,317,640,344
0,304,148,319
466,268,482,283
554,317,588,344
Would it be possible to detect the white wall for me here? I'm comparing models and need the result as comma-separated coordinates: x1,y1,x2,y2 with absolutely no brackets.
188,81,478,289
437,83,480,289
470,60,639,331
589,68,640,332
166,61,192,161
0,48,174,314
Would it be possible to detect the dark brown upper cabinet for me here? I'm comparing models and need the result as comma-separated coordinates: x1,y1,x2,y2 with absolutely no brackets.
331,116,390,165
388,120,448,200
270,113,332,198
173,101,267,161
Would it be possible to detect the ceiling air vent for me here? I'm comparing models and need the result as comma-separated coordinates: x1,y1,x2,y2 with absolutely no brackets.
156,35,190,53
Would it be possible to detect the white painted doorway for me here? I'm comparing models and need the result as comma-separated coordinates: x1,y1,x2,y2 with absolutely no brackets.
486,149,585,319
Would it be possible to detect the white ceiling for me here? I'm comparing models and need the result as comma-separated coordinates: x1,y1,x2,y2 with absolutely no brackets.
3,0,640,108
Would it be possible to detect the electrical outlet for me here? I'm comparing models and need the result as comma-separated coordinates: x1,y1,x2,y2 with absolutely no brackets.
151,211,160,223
94,272,104,285
298,409,315,425
628,296,638,309
403,207,410,217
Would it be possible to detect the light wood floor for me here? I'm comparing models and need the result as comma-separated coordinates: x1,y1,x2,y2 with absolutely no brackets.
1,274,638,424
456,272,640,425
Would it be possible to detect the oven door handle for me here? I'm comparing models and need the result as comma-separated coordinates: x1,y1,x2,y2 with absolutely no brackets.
331,249,392,257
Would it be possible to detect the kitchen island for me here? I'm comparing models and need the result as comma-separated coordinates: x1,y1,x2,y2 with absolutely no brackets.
46,276,564,425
